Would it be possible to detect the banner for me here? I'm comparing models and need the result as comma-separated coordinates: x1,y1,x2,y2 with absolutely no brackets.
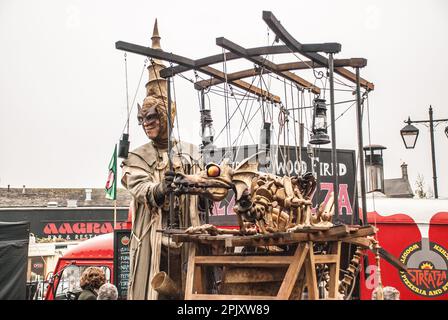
202,144,359,226
105,144,117,200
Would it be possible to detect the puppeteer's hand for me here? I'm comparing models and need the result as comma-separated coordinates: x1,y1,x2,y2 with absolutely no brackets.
153,170,175,206
161,170,175,193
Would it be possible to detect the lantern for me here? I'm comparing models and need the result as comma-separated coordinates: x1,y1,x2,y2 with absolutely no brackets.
309,98,330,145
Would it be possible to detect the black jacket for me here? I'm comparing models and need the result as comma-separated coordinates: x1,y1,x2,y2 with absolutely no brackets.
77,288,97,300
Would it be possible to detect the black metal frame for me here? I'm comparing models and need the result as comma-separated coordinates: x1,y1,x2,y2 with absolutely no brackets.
216,37,320,94
115,10,375,226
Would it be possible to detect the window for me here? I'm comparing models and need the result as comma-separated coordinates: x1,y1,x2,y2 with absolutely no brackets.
54,265,110,300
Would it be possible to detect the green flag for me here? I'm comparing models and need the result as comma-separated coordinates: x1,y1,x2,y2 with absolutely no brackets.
105,144,117,200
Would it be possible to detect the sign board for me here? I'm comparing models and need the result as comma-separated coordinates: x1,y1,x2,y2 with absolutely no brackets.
0,208,129,241
28,243,56,257
360,199,448,300
113,229,131,300
203,145,359,226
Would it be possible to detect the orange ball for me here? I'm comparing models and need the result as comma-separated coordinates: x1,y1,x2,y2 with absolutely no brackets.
206,165,221,177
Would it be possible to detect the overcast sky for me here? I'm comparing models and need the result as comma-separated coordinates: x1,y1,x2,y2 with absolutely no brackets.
1,0,447,198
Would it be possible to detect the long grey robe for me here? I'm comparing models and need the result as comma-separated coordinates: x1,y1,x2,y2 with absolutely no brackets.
121,141,187,300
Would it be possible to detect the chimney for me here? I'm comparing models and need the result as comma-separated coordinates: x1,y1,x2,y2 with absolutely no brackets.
363,144,387,193
47,201,58,208
401,162,409,181
67,199,78,208
22,185,26,194
85,189,92,201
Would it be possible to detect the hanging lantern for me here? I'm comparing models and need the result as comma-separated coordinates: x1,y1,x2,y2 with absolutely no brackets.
118,133,130,158
309,98,330,145
199,108,215,147
259,122,272,168
400,117,419,149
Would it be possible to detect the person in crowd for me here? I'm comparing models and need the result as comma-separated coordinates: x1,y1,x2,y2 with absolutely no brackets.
97,283,118,300
77,267,106,300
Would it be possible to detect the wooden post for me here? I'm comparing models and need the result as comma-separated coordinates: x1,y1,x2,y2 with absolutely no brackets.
184,244,196,300
305,241,319,300
277,242,309,299
327,241,342,299
113,199,117,229
185,243,204,299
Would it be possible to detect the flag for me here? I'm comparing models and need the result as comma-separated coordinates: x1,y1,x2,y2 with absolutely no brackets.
105,144,117,200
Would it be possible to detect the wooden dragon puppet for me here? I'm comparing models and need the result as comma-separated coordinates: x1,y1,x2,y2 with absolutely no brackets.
170,155,407,298
171,154,335,235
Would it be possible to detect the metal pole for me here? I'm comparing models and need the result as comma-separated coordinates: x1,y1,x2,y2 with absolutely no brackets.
328,53,339,221
166,76,174,279
429,106,439,199
167,77,174,225
355,68,368,226
200,89,210,224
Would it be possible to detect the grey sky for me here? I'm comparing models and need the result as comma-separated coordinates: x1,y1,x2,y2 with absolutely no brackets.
1,0,447,197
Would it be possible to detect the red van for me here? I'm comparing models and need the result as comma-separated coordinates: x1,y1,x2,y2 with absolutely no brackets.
45,233,115,300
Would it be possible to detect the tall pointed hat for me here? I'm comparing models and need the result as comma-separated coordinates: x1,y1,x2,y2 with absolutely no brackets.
141,19,176,149
145,19,168,98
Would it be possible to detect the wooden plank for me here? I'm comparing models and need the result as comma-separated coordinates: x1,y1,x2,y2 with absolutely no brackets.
223,267,286,283
184,244,196,300
194,59,368,89
194,263,203,295
262,12,374,91
305,241,319,300
307,225,350,242
288,233,313,242
216,37,321,95
224,233,298,247
328,241,341,299
191,294,276,300
276,242,309,299
313,254,339,264
335,67,374,91
288,226,331,234
194,255,295,267
201,66,281,103
343,237,372,248
324,225,350,236
174,225,375,247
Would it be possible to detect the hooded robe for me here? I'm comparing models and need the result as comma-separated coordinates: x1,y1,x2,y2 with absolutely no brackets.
121,141,197,300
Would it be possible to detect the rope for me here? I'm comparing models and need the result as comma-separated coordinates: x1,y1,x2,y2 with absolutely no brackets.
124,53,130,134
291,84,300,174
119,58,148,139
366,93,378,240
233,90,255,161
171,70,183,158
214,76,257,143
222,48,231,150
282,79,290,175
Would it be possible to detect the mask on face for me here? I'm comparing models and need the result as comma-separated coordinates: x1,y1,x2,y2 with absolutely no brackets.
138,95,176,150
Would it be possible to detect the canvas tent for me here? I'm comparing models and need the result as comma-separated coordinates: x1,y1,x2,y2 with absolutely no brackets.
0,221,30,300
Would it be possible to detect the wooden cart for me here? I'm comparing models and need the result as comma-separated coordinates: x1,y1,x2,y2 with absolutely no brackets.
171,224,375,300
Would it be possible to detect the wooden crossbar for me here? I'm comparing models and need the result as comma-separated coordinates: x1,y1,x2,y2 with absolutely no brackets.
194,255,295,267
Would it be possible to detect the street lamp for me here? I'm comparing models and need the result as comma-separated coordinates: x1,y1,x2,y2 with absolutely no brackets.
400,117,419,149
400,105,448,199
309,98,330,145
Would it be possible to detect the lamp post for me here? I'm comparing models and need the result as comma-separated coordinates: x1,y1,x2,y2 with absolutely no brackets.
400,106,448,199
